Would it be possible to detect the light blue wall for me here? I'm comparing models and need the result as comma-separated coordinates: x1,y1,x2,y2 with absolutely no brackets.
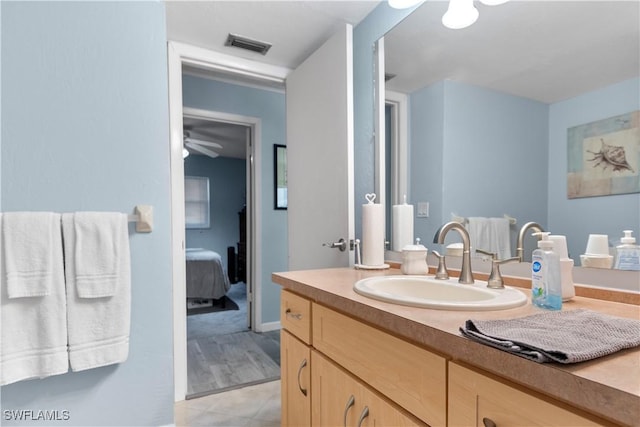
1,2,173,426
549,77,640,262
353,2,420,238
184,156,246,270
411,81,549,253
182,75,287,324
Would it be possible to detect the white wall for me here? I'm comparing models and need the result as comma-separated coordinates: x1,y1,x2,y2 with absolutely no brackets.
549,77,640,262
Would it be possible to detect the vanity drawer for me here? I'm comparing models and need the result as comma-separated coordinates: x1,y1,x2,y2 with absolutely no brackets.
312,303,447,427
281,290,312,344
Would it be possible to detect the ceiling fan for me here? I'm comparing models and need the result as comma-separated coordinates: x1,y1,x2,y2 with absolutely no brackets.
183,131,223,159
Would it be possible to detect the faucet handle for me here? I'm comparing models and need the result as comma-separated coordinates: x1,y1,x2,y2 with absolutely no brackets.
486,256,520,289
475,248,496,259
432,250,449,280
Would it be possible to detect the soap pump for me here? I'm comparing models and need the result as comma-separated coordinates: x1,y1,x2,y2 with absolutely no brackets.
614,230,640,271
531,232,562,310
401,238,429,275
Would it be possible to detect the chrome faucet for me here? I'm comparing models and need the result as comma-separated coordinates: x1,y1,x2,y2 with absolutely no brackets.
516,222,545,262
433,222,474,284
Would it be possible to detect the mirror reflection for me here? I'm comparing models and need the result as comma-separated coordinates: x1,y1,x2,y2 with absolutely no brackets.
380,0,640,269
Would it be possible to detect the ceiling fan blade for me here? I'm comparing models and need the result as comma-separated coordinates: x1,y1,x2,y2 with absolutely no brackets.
185,142,220,158
185,138,223,150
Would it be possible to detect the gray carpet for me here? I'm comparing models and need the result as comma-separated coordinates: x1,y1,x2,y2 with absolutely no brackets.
186,282,281,398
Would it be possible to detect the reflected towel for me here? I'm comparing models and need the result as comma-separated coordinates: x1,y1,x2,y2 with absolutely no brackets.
0,213,69,385
467,217,511,259
460,309,640,364
62,212,131,372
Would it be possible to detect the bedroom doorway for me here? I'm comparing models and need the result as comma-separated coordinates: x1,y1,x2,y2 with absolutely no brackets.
181,108,280,399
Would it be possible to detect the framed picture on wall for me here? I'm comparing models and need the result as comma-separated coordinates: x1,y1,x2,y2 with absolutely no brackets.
567,110,639,199
274,144,287,209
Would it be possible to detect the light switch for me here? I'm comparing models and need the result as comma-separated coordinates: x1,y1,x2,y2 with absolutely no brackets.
417,202,429,218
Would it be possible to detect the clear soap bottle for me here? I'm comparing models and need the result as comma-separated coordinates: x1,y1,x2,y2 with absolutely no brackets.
531,232,562,310
614,230,640,271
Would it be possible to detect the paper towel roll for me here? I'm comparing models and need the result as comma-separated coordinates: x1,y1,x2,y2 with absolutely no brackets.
392,202,414,251
362,200,385,266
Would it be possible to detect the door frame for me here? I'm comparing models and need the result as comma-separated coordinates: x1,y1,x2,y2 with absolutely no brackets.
167,41,289,402
183,107,258,332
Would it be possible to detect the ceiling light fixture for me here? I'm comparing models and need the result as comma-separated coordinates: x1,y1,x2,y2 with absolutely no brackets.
442,0,479,29
388,0,423,10
479,0,509,5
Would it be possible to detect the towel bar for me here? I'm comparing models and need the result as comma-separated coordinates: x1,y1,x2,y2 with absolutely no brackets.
451,213,517,226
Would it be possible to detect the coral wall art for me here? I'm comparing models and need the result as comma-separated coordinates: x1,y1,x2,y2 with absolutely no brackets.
567,110,640,198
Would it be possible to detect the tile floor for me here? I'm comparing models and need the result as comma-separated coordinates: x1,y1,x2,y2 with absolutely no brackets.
175,379,281,427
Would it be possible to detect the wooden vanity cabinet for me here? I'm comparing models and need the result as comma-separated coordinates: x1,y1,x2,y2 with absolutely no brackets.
280,291,312,426
281,330,311,426
312,350,423,427
280,290,443,427
448,362,608,427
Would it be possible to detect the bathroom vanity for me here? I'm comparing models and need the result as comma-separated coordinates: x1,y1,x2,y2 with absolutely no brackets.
274,267,640,427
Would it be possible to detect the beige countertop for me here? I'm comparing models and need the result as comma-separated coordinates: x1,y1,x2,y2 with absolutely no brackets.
273,267,640,426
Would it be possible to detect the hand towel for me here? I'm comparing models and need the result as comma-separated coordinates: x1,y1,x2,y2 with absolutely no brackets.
467,217,511,260
490,217,511,260
62,212,131,372
1,213,69,385
2,212,60,298
74,212,128,298
460,309,640,364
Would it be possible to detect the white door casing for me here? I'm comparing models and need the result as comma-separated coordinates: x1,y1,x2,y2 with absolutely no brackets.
167,41,289,402
286,24,355,270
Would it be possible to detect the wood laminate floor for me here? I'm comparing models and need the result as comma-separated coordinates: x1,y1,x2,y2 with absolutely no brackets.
186,282,281,398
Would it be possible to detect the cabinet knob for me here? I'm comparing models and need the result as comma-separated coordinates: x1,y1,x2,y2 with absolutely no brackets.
297,358,308,396
482,417,497,427
343,395,355,427
357,406,369,427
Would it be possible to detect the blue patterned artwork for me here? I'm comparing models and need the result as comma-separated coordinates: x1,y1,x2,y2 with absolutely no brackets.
567,111,640,198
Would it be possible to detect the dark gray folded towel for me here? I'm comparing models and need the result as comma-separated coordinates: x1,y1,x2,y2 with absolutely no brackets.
460,309,640,364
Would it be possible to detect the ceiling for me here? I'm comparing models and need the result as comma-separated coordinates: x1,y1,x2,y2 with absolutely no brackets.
166,0,640,158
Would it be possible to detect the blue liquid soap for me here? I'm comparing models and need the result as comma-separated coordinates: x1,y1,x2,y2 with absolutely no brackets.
531,232,562,310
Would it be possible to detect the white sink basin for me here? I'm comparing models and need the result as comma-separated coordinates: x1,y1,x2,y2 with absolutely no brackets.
353,275,527,311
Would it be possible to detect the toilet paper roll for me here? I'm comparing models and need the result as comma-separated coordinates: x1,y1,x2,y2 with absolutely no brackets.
362,202,385,266
392,203,414,251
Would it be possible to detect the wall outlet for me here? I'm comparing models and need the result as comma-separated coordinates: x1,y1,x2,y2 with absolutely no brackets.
417,202,429,218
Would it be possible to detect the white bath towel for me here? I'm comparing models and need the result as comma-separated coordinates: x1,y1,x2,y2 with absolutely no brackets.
1,212,69,385
62,212,131,372
467,217,511,260
2,212,60,298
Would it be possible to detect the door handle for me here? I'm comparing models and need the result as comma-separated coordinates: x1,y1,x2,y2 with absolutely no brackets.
343,395,355,427
356,406,369,427
322,238,347,252
297,359,308,396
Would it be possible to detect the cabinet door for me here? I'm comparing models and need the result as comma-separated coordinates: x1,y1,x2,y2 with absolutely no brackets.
312,350,424,427
281,330,311,427
312,350,362,427
449,362,606,427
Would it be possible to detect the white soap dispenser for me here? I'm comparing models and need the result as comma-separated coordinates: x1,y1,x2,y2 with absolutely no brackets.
401,238,429,275
614,230,640,271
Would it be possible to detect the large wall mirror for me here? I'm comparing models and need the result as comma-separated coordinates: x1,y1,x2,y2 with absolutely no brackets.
377,0,639,273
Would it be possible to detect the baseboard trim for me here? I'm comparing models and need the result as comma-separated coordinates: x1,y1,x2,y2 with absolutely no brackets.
256,320,281,333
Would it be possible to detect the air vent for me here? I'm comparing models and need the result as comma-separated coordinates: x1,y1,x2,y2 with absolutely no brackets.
225,33,272,55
